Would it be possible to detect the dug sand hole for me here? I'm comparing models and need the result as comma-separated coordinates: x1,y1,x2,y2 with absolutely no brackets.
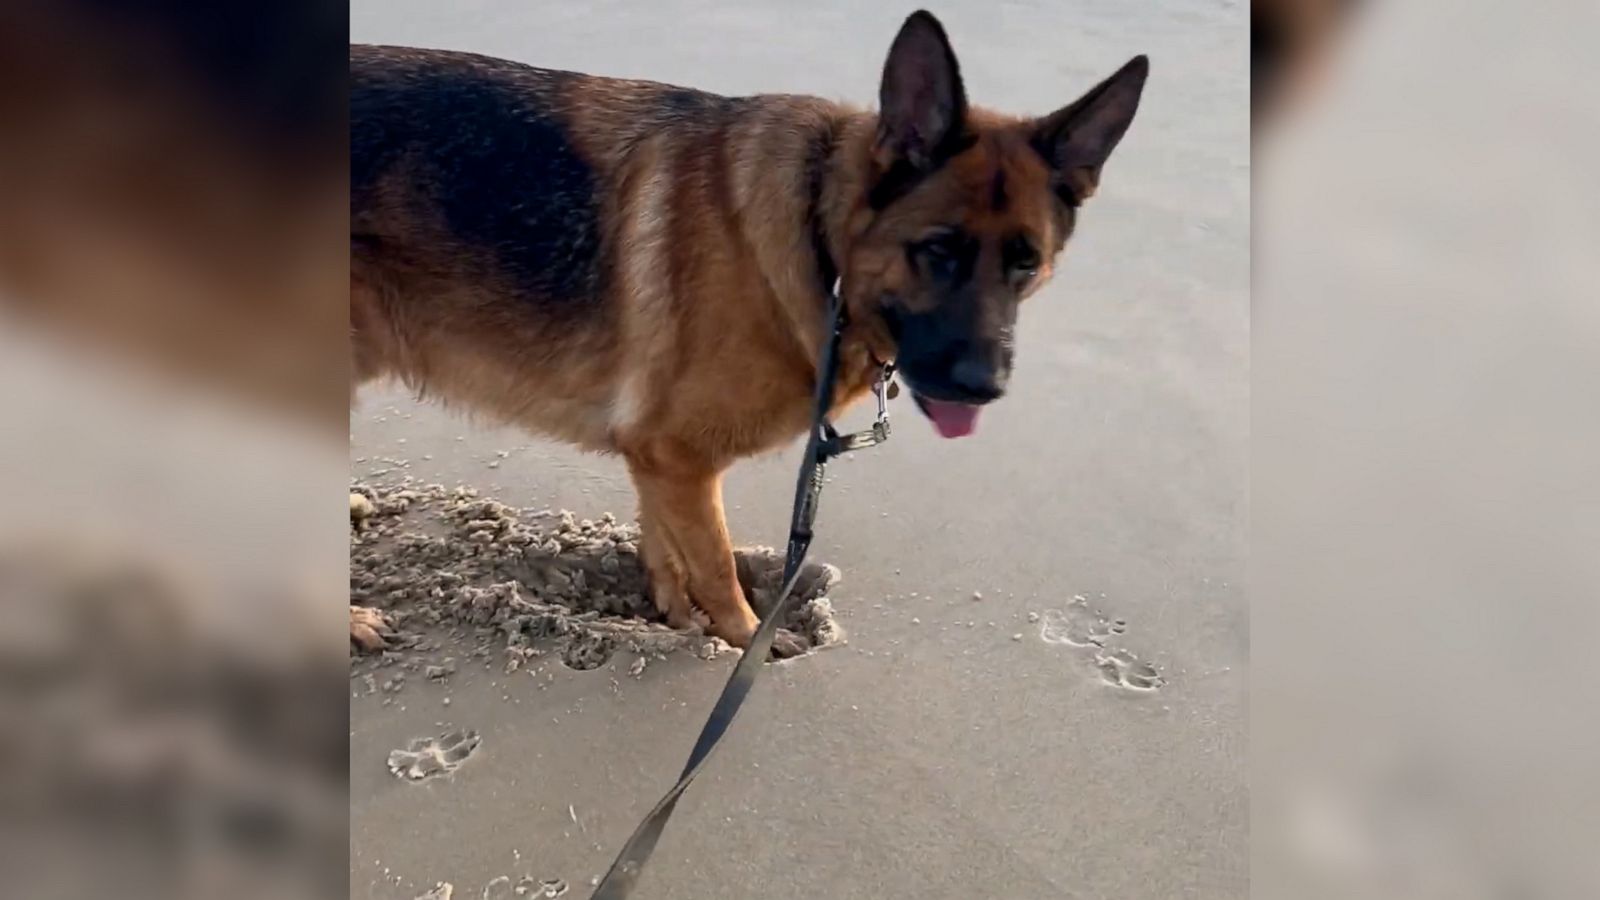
350,481,846,669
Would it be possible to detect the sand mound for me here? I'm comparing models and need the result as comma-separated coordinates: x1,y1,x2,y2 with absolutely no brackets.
349,480,844,667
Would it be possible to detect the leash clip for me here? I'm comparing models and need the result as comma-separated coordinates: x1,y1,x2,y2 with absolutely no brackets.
824,364,895,455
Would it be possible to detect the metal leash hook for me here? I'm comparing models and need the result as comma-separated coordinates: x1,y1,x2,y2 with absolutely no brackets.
821,363,896,457
589,291,891,900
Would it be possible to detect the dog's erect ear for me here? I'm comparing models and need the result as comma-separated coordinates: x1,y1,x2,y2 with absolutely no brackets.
1032,55,1149,204
877,10,968,170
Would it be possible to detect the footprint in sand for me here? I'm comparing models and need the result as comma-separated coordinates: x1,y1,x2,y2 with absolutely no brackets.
388,729,481,781
1094,648,1165,691
483,876,569,898
1039,595,1128,648
1039,595,1163,692
525,878,569,898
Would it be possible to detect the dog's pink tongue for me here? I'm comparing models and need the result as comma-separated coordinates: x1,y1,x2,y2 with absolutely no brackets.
920,398,982,438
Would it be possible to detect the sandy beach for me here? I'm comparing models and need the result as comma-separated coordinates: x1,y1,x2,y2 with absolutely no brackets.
349,2,1248,897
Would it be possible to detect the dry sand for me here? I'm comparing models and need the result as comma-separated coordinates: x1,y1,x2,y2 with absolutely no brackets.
350,2,1247,898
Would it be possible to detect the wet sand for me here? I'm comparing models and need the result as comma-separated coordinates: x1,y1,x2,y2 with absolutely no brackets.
349,2,1247,897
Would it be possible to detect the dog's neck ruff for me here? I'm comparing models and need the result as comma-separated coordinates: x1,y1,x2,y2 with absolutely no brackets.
805,123,895,390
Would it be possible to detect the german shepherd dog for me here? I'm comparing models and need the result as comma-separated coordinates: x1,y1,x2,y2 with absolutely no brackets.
350,10,1147,653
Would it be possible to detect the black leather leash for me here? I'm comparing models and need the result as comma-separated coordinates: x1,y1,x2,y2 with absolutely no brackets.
589,286,892,899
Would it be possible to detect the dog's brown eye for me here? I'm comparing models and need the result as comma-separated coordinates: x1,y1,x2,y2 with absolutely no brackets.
1004,237,1040,280
909,231,973,281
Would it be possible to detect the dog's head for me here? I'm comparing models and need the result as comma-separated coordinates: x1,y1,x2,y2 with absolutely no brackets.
844,11,1147,438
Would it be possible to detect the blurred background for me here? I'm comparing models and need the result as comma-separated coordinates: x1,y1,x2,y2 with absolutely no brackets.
1254,0,1599,897
0,0,1594,897
0,1,347,898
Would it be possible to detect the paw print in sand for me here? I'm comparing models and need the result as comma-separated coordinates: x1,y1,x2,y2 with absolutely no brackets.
388,729,481,781
1038,596,1126,648
1039,595,1164,692
1094,648,1164,691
